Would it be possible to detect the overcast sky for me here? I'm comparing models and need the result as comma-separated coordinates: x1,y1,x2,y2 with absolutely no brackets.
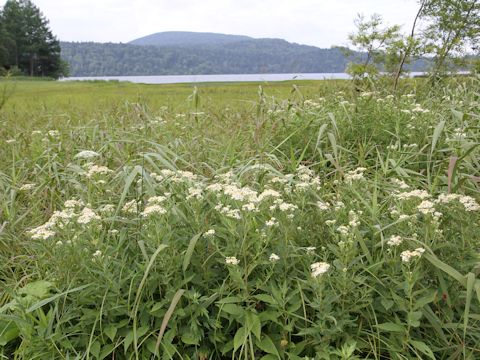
0,0,421,48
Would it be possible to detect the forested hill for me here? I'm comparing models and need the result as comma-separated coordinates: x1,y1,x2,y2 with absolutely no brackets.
129,31,254,47
60,32,428,77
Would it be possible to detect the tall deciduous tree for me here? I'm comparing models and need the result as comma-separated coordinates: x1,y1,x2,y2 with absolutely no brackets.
420,0,479,77
0,0,67,78
345,14,402,88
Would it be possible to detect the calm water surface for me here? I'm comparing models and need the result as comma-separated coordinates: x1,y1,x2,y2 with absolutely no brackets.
61,73,352,84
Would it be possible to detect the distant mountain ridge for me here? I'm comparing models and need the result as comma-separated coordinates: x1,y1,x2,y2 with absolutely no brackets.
129,31,254,47
60,31,429,77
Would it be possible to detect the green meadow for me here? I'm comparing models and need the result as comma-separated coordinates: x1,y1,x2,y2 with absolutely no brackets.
1,78,479,359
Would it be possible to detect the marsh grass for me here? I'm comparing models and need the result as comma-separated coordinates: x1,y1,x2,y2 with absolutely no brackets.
0,77,479,359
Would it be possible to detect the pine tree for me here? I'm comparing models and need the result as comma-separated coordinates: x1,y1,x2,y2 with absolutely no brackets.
0,0,68,78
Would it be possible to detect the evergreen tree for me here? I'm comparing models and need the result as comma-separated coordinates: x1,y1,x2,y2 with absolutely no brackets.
0,0,68,78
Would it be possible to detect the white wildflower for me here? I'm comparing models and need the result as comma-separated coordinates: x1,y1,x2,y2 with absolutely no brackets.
74,150,100,159
337,225,349,235
99,204,115,214
387,235,403,247
19,183,36,191
122,200,138,214
93,250,102,257
317,201,330,211
64,199,85,208
141,204,167,217
85,164,113,178
77,207,101,224
344,167,366,184
417,200,435,215
225,256,240,265
400,248,425,263
203,229,215,237
311,262,330,278
395,189,430,200
266,217,279,227
269,253,280,262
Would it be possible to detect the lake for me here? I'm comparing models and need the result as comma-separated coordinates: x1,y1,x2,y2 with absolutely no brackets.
61,73,352,84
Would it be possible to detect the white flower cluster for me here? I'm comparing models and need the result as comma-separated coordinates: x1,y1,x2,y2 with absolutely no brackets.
436,193,479,212
269,253,280,262
344,167,366,184
141,196,167,217
84,164,113,178
311,262,330,278
387,235,403,247
225,256,240,265
400,248,425,263
265,217,279,227
122,200,138,214
395,189,430,200
77,207,101,224
150,169,199,184
293,165,321,192
411,104,430,114
317,201,330,211
203,229,215,237
391,178,409,190
417,200,436,215
214,204,241,219
19,183,36,191
28,200,99,240
74,150,100,159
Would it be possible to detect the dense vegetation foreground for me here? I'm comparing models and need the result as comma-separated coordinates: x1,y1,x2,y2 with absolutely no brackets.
1,78,479,359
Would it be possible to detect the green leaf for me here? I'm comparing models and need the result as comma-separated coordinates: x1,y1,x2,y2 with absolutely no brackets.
260,355,279,360
380,298,394,311
253,294,276,305
246,311,261,340
18,280,54,299
124,330,134,353
0,321,19,346
430,120,445,155
154,289,185,356
99,344,115,360
257,335,279,356
26,284,90,313
221,303,244,317
407,311,422,327
181,331,200,345
464,272,475,337
409,340,436,360
233,327,247,351
183,233,202,272
89,340,101,359
376,322,405,333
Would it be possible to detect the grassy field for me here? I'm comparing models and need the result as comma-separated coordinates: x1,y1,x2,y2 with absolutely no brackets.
1,78,479,359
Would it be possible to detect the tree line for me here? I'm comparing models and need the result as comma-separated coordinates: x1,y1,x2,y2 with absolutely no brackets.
0,0,68,79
